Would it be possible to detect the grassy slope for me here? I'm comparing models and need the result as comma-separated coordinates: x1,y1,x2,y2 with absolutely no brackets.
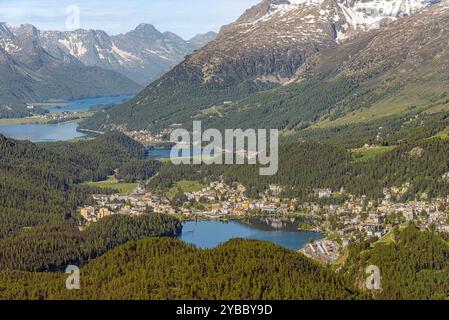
352,146,397,162
166,180,206,199
316,79,449,128
82,175,138,195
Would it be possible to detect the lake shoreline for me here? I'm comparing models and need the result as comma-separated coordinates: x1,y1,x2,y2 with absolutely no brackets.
178,218,323,251
0,95,131,142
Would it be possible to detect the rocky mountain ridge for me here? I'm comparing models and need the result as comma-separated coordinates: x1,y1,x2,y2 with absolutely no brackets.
0,23,141,116
82,0,440,132
22,24,216,85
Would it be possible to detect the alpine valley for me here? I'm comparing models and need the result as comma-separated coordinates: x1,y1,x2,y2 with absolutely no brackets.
0,22,216,117
3,0,449,301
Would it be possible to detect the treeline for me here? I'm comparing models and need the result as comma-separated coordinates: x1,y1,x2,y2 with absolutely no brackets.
0,238,360,300
79,68,391,135
202,76,359,132
288,111,449,148
341,223,449,300
0,214,182,272
80,66,277,132
0,132,146,238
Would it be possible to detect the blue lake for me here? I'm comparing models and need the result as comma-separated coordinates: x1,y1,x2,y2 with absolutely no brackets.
0,123,86,143
0,95,133,142
179,219,322,251
46,95,133,112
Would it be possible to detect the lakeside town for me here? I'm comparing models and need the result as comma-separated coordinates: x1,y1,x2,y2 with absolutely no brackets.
5,108,92,125
79,178,449,264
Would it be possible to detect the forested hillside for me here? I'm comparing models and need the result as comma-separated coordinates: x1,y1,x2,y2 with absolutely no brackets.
2,223,449,300
0,132,145,238
0,238,359,300
147,131,449,201
341,223,449,300
0,214,182,272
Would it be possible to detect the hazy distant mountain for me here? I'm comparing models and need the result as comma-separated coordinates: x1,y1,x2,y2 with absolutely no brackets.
0,23,141,117
0,22,216,117
34,24,217,85
188,31,218,48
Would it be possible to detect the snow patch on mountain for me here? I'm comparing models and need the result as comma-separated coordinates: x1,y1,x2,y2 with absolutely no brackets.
111,43,140,63
272,0,325,13
336,0,433,37
246,0,437,44
145,49,170,60
58,38,87,56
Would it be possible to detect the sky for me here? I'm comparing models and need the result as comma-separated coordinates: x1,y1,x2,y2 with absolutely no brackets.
0,0,260,39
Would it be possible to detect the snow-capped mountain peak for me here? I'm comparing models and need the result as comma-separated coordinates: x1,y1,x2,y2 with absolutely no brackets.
238,0,437,44
0,24,216,85
0,23,18,54
0,22,14,39
271,0,325,13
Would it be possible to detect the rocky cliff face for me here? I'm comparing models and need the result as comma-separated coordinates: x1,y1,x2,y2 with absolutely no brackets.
294,0,448,81
148,0,435,87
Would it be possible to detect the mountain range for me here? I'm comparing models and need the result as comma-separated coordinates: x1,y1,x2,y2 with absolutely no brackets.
0,23,216,117
35,24,217,85
80,0,446,133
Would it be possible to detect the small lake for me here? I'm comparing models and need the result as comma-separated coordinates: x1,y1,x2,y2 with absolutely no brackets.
46,95,133,112
0,123,86,143
179,218,322,251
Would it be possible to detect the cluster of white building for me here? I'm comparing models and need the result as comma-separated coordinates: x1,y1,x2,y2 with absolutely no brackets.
301,240,341,264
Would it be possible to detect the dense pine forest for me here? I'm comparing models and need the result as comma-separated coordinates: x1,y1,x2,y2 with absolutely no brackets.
0,214,181,272
1,225,449,300
0,132,145,239
341,223,449,300
0,238,360,300
148,127,449,201
80,75,277,132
